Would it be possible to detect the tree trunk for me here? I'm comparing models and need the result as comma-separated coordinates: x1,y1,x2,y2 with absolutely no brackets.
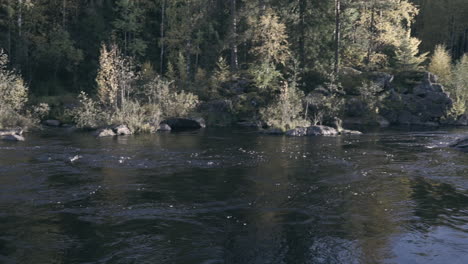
334,0,341,75
298,0,306,68
160,0,165,74
230,0,238,70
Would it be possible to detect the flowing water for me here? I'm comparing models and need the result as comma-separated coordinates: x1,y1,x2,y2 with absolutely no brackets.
1,127,468,264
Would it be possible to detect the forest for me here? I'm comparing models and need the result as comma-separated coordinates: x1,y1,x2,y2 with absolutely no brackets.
0,0,468,134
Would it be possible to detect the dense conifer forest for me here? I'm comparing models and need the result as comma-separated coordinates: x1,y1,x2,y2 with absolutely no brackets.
0,0,467,133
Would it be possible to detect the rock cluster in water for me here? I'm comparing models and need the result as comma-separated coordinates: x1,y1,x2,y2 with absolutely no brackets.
450,137,468,153
285,125,362,137
0,129,25,142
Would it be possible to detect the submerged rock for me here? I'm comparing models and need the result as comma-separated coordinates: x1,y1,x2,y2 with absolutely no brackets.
43,120,61,127
157,123,172,132
286,125,339,137
0,128,23,136
450,137,468,152
95,128,116,137
286,124,361,137
1,134,25,141
285,127,308,136
307,125,339,136
162,117,206,130
341,129,363,135
113,125,132,135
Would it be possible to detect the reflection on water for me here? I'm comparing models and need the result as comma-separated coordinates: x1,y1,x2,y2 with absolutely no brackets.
1,128,468,263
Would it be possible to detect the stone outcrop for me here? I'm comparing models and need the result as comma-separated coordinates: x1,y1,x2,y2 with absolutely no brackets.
113,125,133,135
43,120,61,127
94,128,116,137
450,137,468,153
157,123,172,131
0,129,24,141
162,117,206,130
380,72,452,126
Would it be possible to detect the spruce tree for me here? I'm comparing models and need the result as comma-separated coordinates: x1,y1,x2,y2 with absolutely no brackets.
395,35,428,71
428,45,452,86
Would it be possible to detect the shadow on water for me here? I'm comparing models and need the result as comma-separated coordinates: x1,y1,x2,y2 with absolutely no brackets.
1,127,468,263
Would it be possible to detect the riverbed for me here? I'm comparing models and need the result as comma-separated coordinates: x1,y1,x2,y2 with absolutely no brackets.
1,127,468,263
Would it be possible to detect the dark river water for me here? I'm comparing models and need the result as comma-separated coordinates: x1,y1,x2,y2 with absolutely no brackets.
1,127,468,264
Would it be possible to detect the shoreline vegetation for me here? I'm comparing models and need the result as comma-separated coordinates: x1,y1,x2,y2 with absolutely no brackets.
0,1,467,141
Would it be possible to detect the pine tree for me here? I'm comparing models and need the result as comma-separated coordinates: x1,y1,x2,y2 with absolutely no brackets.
428,45,452,86
395,35,428,71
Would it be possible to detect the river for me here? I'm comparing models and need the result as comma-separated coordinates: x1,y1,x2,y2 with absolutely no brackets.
1,127,468,264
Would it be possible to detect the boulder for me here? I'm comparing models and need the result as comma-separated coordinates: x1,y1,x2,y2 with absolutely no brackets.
381,71,452,126
1,134,25,141
113,125,132,135
340,129,363,135
157,123,172,131
0,128,23,136
376,115,390,128
307,125,339,136
450,137,468,152
286,125,339,137
162,117,206,130
94,128,116,137
43,120,61,127
285,127,308,136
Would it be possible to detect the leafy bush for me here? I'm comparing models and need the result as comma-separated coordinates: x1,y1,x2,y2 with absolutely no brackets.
70,92,106,129
260,82,309,131
0,50,47,129
428,45,452,86
306,83,344,125
448,54,468,116
142,76,198,119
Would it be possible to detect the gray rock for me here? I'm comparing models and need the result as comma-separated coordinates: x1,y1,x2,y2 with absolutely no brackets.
157,123,172,131
43,120,61,127
1,134,25,141
450,137,468,152
162,117,206,130
377,115,390,128
340,129,363,135
286,127,308,136
382,71,452,126
0,128,23,136
113,125,132,135
200,99,233,113
307,125,339,136
286,125,339,137
95,128,116,137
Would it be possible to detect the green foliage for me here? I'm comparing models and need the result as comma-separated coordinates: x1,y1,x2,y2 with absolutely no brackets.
142,76,198,118
260,82,308,131
358,81,384,118
0,50,44,129
395,35,428,71
428,45,452,86
70,92,105,129
249,61,282,91
449,54,468,116
306,83,344,125
96,43,136,111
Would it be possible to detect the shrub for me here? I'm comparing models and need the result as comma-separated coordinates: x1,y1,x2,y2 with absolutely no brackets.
142,76,198,118
306,83,344,125
449,54,468,116
70,92,106,129
260,81,309,131
428,45,452,86
0,50,45,129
